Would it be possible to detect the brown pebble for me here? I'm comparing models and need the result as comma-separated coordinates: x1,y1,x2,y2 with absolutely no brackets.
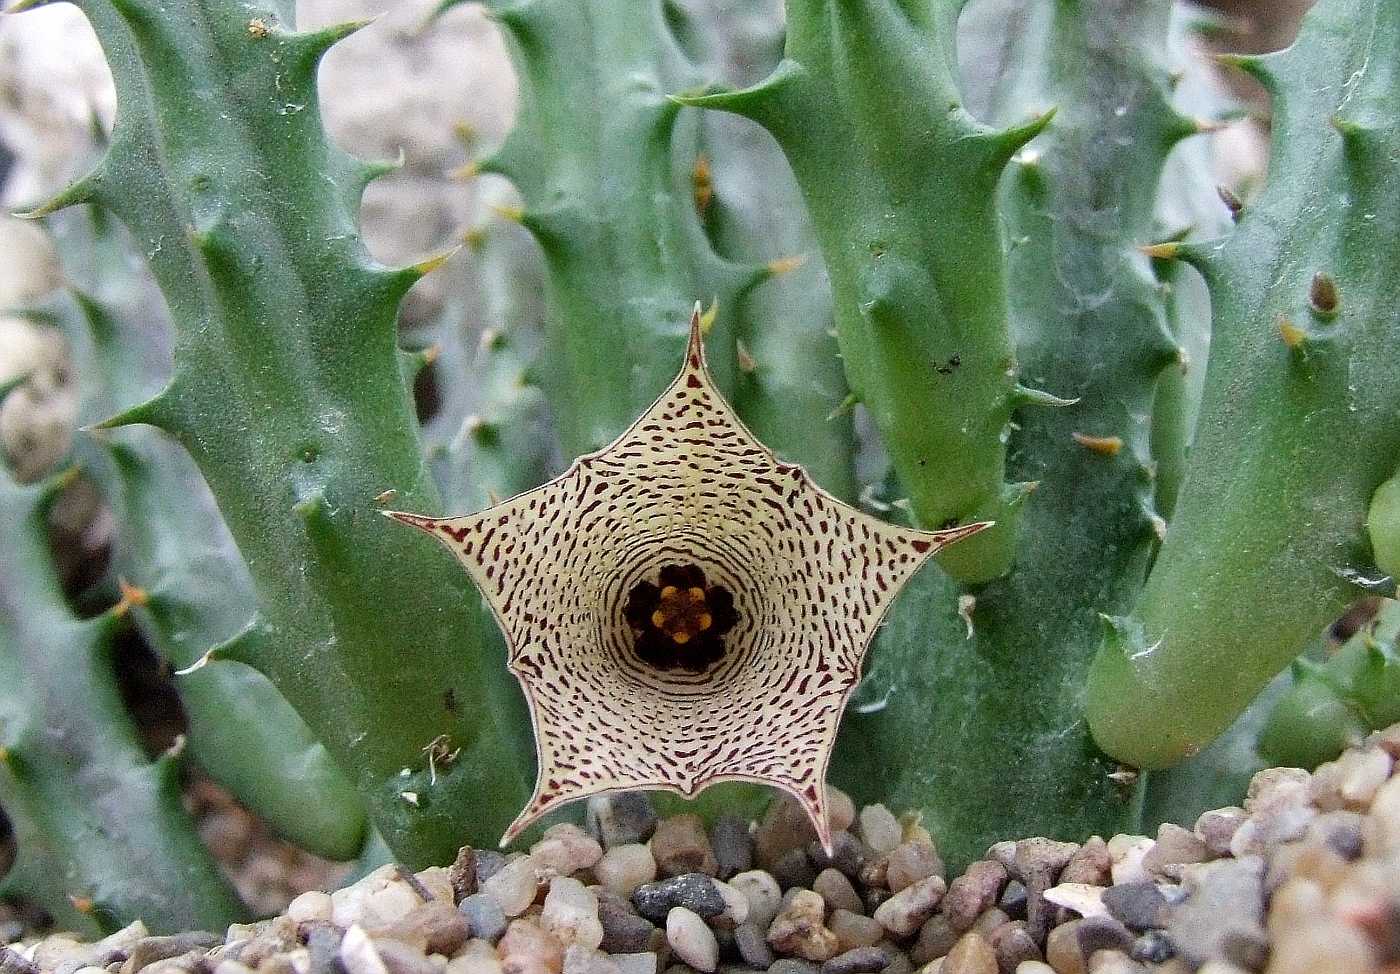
1043,918,1085,974
939,931,997,974
872,875,947,938
828,910,884,952
1057,838,1110,887
910,914,958,966
814,868,865,915
754,793,822,871
386,900,470,956
885,842,944,892
499,919,566,974
988,919,1041,972
1141,824,1211,880
651,815,718,878
1193,807,1247,858
449,847,480,901
942,860,1008,933
767,889,841,962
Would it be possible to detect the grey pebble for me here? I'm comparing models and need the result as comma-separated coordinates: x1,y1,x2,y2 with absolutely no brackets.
813,868,864,916
375,937,444,974
0,946,40,974
807,832,864,879
1102,881,1171,931
1076,914,1135,958
1130,929,1175,964
734,921,776,969
998,880,1027,919
305,924,344,974
598,889,660,953
1163,855,1266,969
589,792,660,849
474,850,509,885
459,892,508,943
769,959,823,974
126,932,223,970
635,873,727,922
771,848,818,891
910,915,957,966
820,946,888,974
711,813,754,880
1218,926,1271,973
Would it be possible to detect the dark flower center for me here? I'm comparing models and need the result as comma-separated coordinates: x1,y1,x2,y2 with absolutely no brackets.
624,564,737,674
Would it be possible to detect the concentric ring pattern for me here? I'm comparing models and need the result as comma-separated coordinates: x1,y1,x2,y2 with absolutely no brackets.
388,308,986,851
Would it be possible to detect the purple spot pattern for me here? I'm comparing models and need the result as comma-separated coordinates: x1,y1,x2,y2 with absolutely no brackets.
388,310,986,850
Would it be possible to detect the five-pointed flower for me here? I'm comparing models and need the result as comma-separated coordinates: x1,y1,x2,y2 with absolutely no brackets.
387,307,987,851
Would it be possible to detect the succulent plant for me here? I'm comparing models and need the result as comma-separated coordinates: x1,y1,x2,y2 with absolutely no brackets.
0,0,1396,927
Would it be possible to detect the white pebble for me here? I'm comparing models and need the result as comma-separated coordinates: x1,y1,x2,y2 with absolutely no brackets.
666,906,719,973
542,876,604,950
858,804,902,856
1106,834,1154,886
595,843,657,897
714,879,750,925
610,953,658,974
446,940,505,974
331,864,424,929
482,854,543,918
562,944,622,974
1041,883,1108,918
729,869,782,930
285,889,333,924
533,823,605,876
339,925,391,974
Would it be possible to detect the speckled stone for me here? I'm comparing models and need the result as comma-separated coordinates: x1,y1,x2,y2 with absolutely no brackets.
387,901,470,956
768,959,822,974
733,922,775,970
633,874,725,923
909,914,958,967
941,860,1007,933
596,890,658,955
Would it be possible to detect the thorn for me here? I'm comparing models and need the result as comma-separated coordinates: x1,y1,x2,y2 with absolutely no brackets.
174,647,215,676
112,577,149,617
827,394,858,422
413,246,460,277
1139,242,1181,260
1277,315,1306,349
1150,513,1168,540
374,489,398,506
488,202,523,223
957,594,976,639
767,254,806,276
698,299,718,335
1217,185,1244,220
402,791,420,806
736,338,756,373
451,160,481,180
486,486,502,506
1072,432,1123,456
160,733,187,761
247,17,272,37
693,154,712,218
1177,346,1190,374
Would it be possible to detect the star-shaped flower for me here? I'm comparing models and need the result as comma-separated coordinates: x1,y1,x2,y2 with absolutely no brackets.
388,307,986,851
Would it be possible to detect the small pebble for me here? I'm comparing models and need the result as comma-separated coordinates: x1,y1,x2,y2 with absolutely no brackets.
588,794,659,849
596,890,658,954
543,877,605,950
449,940,504,974
941,860,1007,932
332,864,429,930
1194,808,1246,858
828,910,884,952
709,814,753,880
610,954,657,974
734,922,776,969
987,921,1041,971
651,815,719,879
729,870,782,931
1141,824,1211,880
475,851,510,885
1105,836,1154,887
939,932,997,974
562,945,621,974
286,890,333,925
534,825,605,877
1043,918,1085,974
499,919,566,974
388,901,470,955
1057,838,1110,887
1101,881,1170,933
769,960,822,974
634,874,726,923
339,926,390,974
482,855,544,918
857,806,901,858
814,868,864,916
666,908,719,973
1128,929,1173,964
768,889,840,962
820,945,888,974
461,894,510,944
873,875,947,938
597,845,659,898
884,842,943,893
910,915,958,966
772,848,820,891
810,832,865,879
1041,884,1107,920
712,880,750,927
754,794,822,871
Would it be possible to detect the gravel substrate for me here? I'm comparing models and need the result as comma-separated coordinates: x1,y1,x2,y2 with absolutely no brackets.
8,724,1400,974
